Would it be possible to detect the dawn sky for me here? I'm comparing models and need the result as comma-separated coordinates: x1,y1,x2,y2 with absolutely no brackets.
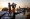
0,0,30,11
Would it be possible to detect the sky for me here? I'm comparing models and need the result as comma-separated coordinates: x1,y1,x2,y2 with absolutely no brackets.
0,0,30,11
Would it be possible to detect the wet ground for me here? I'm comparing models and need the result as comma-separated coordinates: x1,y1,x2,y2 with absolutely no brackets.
15,13,26,19
0,11,27,19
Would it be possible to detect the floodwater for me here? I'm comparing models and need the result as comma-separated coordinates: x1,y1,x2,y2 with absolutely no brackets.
0,11,27,19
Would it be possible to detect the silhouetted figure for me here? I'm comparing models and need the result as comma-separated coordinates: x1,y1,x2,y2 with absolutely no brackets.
8,2,11,17
12,3,17,19
24,8,25,15
26,14,30,19
24,9,25,15
8,2,17,19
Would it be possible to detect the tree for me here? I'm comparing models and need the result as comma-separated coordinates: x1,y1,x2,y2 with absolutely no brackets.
2,7,8,11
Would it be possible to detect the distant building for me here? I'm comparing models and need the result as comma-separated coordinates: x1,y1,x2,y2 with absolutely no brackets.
27,7,30,12
27,7,30,14
16,6,20,13
27,8,30,12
